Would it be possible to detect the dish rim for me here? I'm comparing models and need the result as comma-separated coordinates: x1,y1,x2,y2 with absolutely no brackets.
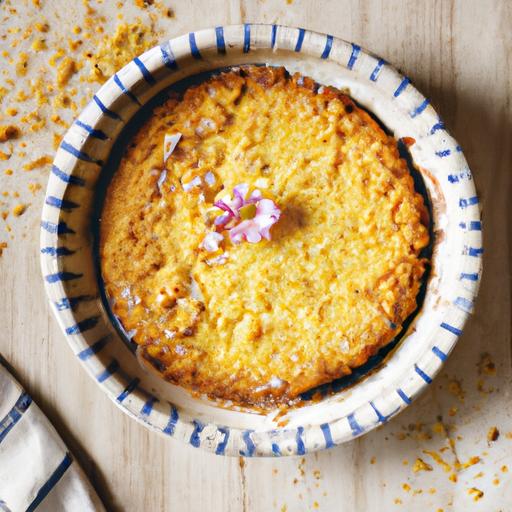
40,24,482,457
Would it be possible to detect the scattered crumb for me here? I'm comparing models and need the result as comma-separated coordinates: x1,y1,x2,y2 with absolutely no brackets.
501,465,508,473
467,487,484,502
57,57,78,87
16,52,29,76
0,242,7,256
12,204,27,217
402,459,408,466
313,470,321,479
412,458,432,473
394,498,402,505
447,379,465,401
23,155,52,170
312,502,319,510
5,107,18,116
28,183,42,195
455,456,481,471
493,478,500,486
370,456,376,464
487,426,500,442
449,473,457,483
422,450,451,473
477,353,496,376
0,125,20,142
402,483,411,492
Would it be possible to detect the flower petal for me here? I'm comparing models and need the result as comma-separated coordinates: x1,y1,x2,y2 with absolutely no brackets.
201,231,224,252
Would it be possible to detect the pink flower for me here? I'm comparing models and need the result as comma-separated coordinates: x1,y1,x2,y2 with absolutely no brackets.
212,184,281,244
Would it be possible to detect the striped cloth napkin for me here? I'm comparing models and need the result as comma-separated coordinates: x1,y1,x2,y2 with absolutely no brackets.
0,358,105,511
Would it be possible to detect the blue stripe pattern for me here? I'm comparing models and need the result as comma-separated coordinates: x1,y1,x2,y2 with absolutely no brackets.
93,95,122,120
414,364,433,384
295,28,305,52
215,26,226,54
459,196,479,209
347,43,360,70
466,246,483,257
435,149,451,157
190,420,205,447
117,378,140,402
113,74,141,105
163,405,179,436
54,295,93,311
65,316,99,335
271,25,277,48
396,388,411,404
41,220,75,235
141,395,157,417
240,430,255,456
347,413,364,436
410,98,429,118
133,56,156,85
432,346,448,361
75,119,108,140
45,196,79,210
189,33,202,59
26,453,72,512
393,77,410,97
320,423,334,448
370,58,385,81
441,322,462,335
0,392,32,445
271,443,281,456
243,24,251,53
216,427,230,455
460,272,479,281
77,335,111,360
430,120,445,133
459,221,482,231
296,426,305,455
321,35,333,59
60,140,102,165
45,272,83,283
97,359,119,382
369,402,399,423
160,42,178,70
40,246,75,257
448,169,472,183
51,165,85,186
0,499,11,512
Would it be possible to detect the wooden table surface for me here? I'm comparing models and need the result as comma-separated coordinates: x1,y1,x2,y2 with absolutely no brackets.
1,1,510,510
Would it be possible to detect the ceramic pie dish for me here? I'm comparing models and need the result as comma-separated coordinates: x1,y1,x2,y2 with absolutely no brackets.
40,24,482,456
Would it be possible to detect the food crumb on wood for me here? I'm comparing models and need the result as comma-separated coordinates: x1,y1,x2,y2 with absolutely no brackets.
467,487,484,502
412,458,432,472
0,125,21,142
447,378,465,401
57,57,78,87
23,155,52,170
12,204,27,217
370,456,376,464
487,426,500,442
478,353,496,376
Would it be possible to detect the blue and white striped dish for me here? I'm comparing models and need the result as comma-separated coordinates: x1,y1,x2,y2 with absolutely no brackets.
0,358,105,510
40,25,482,457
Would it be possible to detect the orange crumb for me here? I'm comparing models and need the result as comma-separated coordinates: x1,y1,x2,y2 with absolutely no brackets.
428,488,436,494
31,38,47,51
4,169,13,175
474,471,484,478
0,150,11,160
394,498,402,505
448,406,458,417
422,450,451,473
493,478,500,486
34,22,49,32
455,456,481,471
313,470,321,479
478,353,496,376
447,379,465,401
412,458,432,473
12,204,27,217
0,125,20,142
501,465,508,473
370,456,376,464
28,183,42,195
23,155,52,171
402,483,411,492
312,502,319,510
57,57,77,87
487,426,499,442
0,242,7,255
449,473,457,483
16,52,29,76
5,107,17,116
468,487,484,502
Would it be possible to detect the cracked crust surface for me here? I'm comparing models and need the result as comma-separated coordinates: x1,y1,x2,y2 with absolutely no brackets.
100,66,429,407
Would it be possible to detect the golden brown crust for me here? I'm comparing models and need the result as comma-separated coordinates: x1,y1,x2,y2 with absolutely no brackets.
100,66,429,407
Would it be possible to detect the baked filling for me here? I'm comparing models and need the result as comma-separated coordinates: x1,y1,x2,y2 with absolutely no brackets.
100,66,429,407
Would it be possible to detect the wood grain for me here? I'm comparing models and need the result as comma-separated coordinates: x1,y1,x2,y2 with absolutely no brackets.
0,0,510,510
